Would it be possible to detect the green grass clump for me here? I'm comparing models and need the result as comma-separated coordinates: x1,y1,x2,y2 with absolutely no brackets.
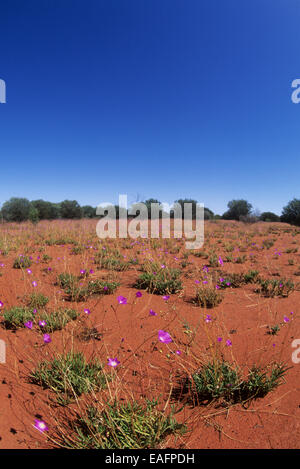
262,239,275,249
190,360,288,404
194,285,223,308
87,279,119,295
56,399,186,449
2,306,35,329
71,245,85,255
57,272,77,289
100,257,130,271
27,292,49,308
57,273,88,301
39,308,79,332
135,268,182,295
45,237,77,246
30,352,107,404
42,254,52,263
257,278,294,297
217,270,259,289
13,255,32,269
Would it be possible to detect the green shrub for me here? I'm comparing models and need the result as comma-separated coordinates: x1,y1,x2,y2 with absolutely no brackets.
194,285,223,308
257,278,294,297
27,292,49,309
2,306,35,329
13,256,32,269
135,269,182,295
57,273,77,289
30,352,107,404
56,399,186,449
262,239,275,249
217,270,259,289
42,254,52,263
87,279,119,295
39,309,79,332
190,360,288,404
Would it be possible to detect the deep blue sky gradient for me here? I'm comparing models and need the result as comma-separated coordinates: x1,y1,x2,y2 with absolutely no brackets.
0,0,299,215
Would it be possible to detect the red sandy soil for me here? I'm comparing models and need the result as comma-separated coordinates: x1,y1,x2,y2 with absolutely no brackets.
0,219,300,449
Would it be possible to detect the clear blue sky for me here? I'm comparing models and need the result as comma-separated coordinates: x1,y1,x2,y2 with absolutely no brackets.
0,0,299,215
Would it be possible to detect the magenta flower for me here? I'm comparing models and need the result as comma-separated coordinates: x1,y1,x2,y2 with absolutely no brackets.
149,309,157,316
162,295,170,301
34,419,49,433
32,281,37,287
0,301,3,308
205,314,212,323
107,357,120,368
80,269,86,275
283,316,289,323
175,350,182,355
217,337,222,342
117,296,127,305
226,339,232,346
43,334,52,344
39,320,47,327
218,256,224,266
89,269,94,274
27,269,32,274
158,330,172,344
136,291,142,298
84,308,91,315
25,321,33,329
103,286,108,291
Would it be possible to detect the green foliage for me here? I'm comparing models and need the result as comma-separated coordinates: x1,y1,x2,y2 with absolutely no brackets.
1,197,31,222
194,285,223,308
39,308,78,332
13,255,32,269
222,199,252,221
217,270,259,288
266,324,280,336
281,198,300,226
260,212,280,222
28,205,39,224
257,278,294,297
2,306,35,329
87,279,119,295
135,268,182,294
60,200,83,219
27,292,49,308
191,361,288,404
262,239,275,249
30,352,107,404
31,200,60,220
57,272,77,289
57,399,185,449
81,205,96,218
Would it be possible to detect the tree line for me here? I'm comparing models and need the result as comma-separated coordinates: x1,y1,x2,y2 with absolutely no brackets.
0,197,300,226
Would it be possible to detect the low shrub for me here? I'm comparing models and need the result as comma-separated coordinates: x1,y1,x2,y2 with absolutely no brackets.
54,399,186,449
